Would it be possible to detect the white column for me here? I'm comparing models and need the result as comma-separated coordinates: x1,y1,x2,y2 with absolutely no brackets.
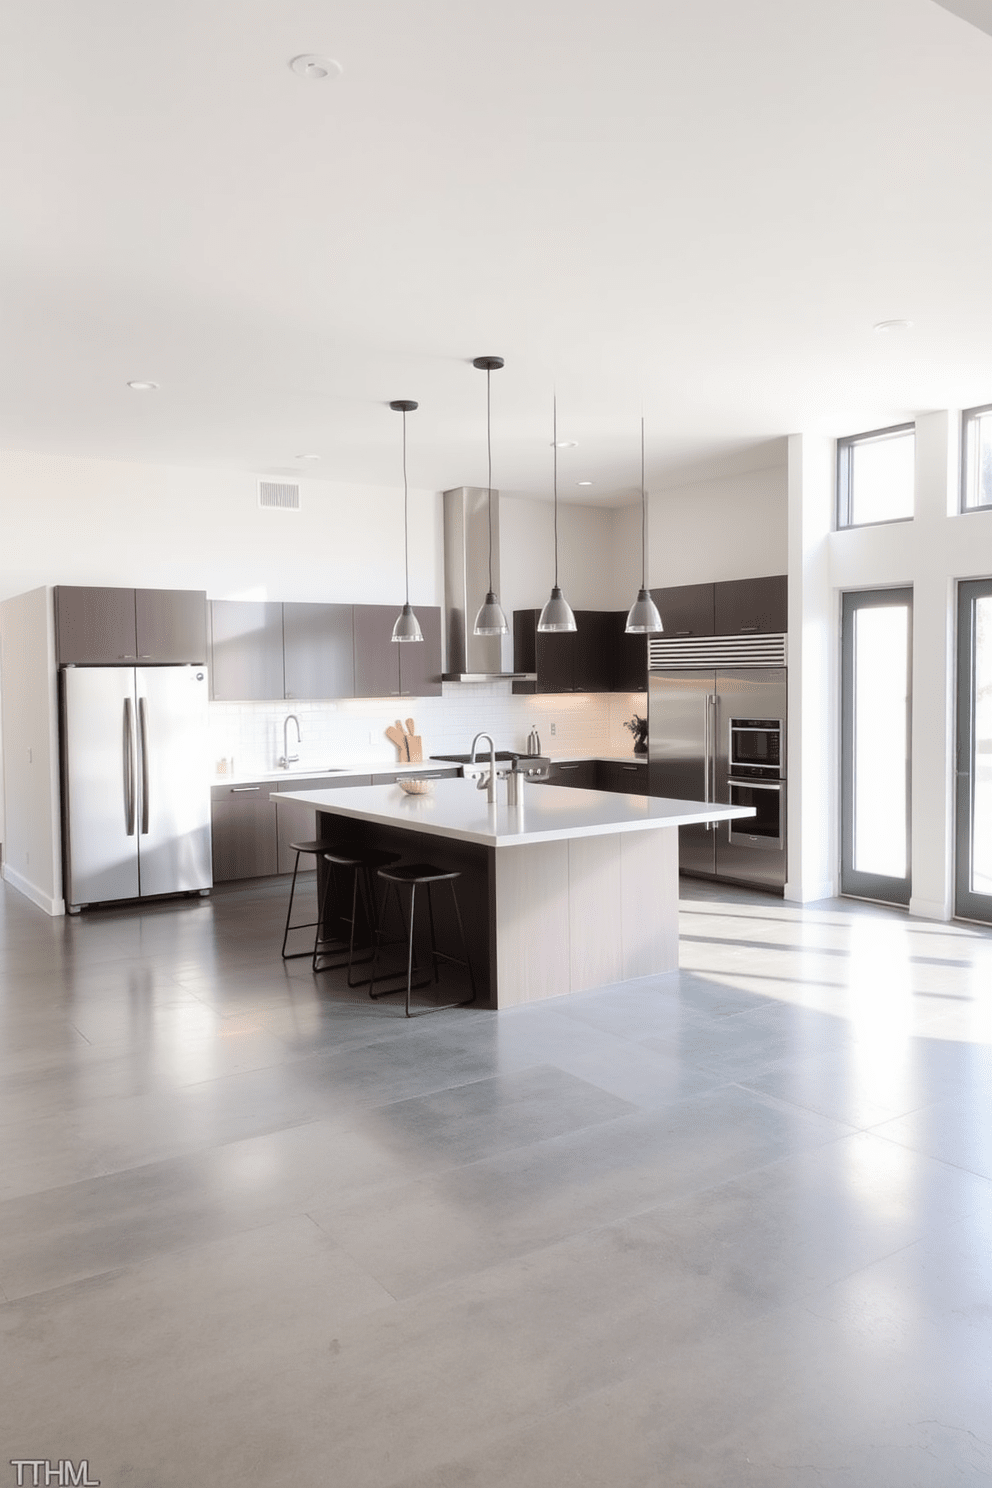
909,411,957,920
785,434,836,903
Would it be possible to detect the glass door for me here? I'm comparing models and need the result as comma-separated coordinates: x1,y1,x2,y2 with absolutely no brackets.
955,578,992,922
841,588,913,905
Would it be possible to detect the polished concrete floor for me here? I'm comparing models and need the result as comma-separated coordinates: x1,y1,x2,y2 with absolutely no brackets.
1,872,991,1486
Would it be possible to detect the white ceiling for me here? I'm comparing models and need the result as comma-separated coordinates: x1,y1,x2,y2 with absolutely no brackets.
3,0,992,504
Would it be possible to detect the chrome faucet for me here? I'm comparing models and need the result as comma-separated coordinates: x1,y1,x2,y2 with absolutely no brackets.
470,731,497,804
279,714,301,769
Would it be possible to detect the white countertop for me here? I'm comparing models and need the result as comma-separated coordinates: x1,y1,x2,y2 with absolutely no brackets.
216,753,647,787
216,760,454,786
277,778,753,848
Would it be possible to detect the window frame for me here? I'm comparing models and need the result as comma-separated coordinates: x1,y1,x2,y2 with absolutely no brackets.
960,403,992,515
836,422,916,531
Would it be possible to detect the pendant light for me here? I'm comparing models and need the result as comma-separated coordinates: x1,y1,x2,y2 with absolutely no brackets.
537,396,577,633
625,416,664,634
472,355,509,636
389,399,424,644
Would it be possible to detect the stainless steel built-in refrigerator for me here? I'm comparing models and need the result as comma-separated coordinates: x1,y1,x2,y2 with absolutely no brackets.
649,661,787,891
61,666,212,911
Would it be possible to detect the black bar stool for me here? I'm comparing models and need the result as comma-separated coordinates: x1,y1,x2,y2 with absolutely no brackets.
281,839,343,960
367,862,477,1017
313,846,400,981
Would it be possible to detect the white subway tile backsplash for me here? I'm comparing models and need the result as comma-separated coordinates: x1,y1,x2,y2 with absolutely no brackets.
209,685,647,777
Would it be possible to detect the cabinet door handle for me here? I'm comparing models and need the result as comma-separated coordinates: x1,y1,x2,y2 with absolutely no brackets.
621,765,638,771
231,786,260,793
739,625,759,633
676,630,691,637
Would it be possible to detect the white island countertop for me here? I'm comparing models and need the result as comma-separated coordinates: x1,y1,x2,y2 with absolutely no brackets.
278,778,753,849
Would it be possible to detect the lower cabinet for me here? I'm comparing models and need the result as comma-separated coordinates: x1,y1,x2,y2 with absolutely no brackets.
212,770,461,882
595,760,649,792
211,784,278,882
538,759,650,793
544,760,598,789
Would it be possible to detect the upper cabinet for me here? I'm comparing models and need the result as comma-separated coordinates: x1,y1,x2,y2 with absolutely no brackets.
512,610,613,694
209,600,284,700
395,605,442,697
713,575,788,636
55,586,207,665
134,588,207,662
352,604,442,697
283,603,355,699
651,583,716,638
208,599,443,701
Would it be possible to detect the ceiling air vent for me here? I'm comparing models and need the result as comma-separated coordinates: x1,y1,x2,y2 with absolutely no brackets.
258,481,300,511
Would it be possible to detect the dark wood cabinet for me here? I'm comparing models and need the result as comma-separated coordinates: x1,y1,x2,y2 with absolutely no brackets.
596,759,648,793
714,575,788,636
513,610,613,694
135,588,207,662
55,586,137,664
603,612,648,694
652,582,716,638
55,586,207,665
353,604,443,698
210,783,278,881
545,760,598,789
282,603,355,699
209,601,285,701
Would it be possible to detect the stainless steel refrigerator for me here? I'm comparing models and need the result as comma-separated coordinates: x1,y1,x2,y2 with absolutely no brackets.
60,665,212,910
649,666,787,891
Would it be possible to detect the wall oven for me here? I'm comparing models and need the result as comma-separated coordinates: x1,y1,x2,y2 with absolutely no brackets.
727,777,785,850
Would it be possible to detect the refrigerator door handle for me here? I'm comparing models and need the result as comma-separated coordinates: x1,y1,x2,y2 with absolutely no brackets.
123,697,136,836
138,695,150,835
705,693,715,829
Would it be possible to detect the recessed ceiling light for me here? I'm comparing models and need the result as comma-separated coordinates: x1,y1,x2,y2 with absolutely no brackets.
127,380,159,391
290,54,342,81
551,439,578,449
576,480,593,486
873,319,914,333
295,453,321,461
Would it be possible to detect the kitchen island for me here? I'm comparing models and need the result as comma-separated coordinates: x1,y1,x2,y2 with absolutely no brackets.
279,778,752,1008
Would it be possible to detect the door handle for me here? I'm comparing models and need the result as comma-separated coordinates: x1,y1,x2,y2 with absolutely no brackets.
123,697,135,836
138,696,150,835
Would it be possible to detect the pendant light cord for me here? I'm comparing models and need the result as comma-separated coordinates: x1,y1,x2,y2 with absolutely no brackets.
553,395,560,588
487,367,494,595
402,408,411,606
640,416,647,591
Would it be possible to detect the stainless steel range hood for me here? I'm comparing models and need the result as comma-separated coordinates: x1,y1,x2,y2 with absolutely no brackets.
442,486,535,681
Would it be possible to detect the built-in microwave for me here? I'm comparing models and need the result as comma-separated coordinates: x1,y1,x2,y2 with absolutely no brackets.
729,718,782,779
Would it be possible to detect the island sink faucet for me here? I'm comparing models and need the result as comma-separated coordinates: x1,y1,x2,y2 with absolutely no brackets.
469,731,497,804
279,714,301,770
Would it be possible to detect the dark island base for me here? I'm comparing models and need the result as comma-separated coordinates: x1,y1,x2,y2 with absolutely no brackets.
317,811,496,1008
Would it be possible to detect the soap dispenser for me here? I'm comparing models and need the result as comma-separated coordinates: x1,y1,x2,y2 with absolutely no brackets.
527,725,541,756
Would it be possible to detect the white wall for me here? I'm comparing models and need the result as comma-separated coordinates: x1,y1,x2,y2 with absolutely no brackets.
500,498,621,612
786,435,836,904
0,449,442,609
648,444,789,587
0,586,63,914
